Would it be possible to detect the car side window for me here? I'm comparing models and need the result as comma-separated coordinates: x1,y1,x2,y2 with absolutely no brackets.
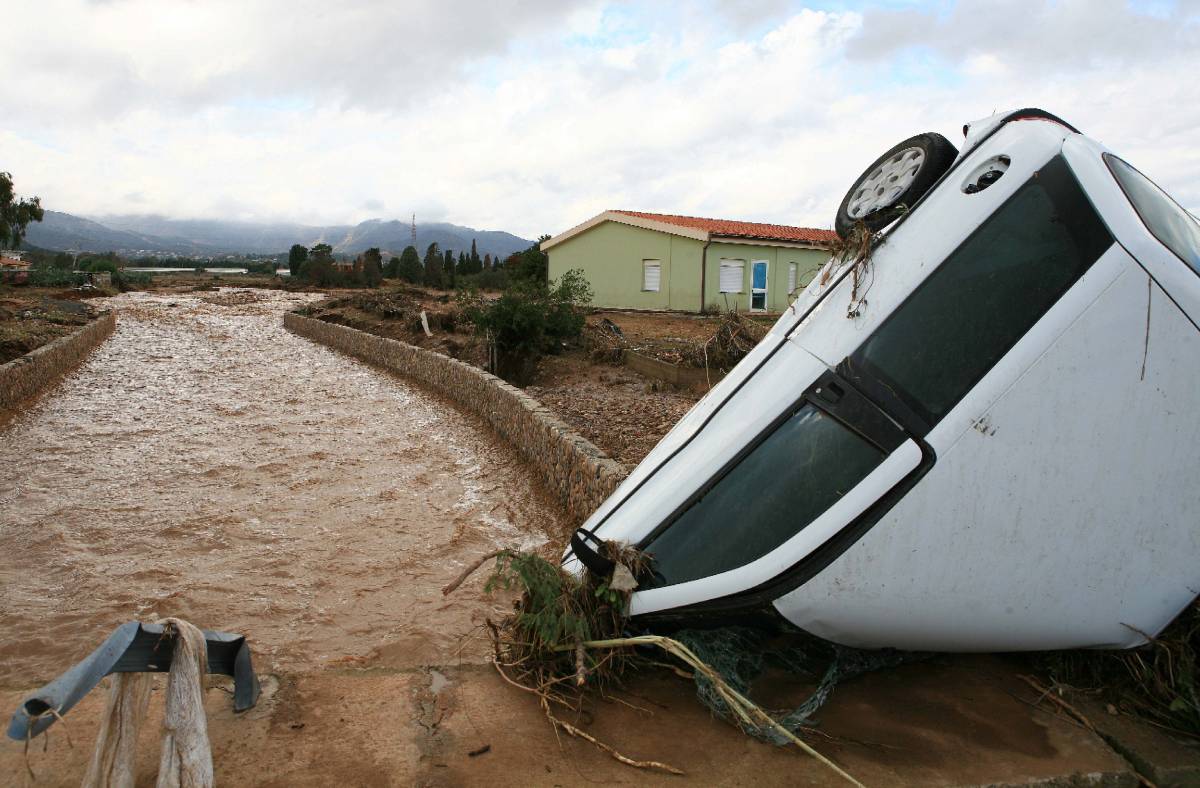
848,156,1112,427
643,404,885,586
1106,154,1200,276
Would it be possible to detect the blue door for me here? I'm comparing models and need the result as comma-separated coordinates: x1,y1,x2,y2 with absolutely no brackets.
751,260,768,311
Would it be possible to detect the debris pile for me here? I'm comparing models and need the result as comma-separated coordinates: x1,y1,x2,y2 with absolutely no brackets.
581,317,628,363
685,310,769,371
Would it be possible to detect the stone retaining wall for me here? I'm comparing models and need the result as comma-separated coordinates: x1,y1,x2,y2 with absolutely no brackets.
622,349,724,389
284,313,627,525
0,311,117,414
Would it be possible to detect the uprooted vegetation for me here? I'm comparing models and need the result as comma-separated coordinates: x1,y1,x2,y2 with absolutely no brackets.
443,545,866,785
442,542,1199,784
1036,599,1200,740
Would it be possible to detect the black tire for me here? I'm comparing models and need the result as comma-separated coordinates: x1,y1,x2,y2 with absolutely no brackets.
834,132,958,239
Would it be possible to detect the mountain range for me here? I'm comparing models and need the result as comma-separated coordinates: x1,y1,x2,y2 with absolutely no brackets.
23,211,534,259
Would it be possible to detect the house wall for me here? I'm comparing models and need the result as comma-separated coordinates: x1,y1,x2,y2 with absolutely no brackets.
702,243,829,313
547,220,829,313
547,222,703,310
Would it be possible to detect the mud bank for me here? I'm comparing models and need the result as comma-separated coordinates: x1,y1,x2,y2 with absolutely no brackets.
285,313,627,525
0,310,116,415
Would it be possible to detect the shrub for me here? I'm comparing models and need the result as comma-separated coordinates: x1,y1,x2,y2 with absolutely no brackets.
461,267,508,292
458,269,592,384
82,258,119,275
114,269,152,290
26,268,87,287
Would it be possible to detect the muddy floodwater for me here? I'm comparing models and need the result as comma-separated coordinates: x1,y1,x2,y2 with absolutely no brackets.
0,289,563,688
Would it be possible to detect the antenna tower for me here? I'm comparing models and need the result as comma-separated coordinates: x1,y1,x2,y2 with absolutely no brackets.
411,214,417,248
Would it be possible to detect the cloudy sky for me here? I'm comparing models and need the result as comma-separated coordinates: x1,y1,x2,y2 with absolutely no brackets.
4,0,1197,237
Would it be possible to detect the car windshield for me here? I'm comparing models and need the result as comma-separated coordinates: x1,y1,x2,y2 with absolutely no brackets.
1106,154,1200,276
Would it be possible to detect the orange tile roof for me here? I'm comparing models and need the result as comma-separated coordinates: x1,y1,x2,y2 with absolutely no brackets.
613,210,837,245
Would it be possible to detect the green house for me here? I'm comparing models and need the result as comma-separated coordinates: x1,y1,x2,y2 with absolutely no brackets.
543,210,837,313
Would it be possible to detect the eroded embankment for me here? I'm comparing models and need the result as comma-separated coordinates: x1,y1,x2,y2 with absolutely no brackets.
0,289,564,688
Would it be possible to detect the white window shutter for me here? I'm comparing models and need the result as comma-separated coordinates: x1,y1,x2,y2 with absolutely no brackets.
788,263,798,294
642,260,661,291
719,260,744,293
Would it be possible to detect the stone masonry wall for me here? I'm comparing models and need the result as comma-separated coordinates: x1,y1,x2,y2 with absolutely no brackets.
0,311,117,414
284,313,627,525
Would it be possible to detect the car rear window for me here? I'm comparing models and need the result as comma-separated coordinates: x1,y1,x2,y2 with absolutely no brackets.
848,156,1112,427
1106,154,1200,276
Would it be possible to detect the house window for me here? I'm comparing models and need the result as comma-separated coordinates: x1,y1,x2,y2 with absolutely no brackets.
642,259,662,292
719,259,744,293
788,263,798,294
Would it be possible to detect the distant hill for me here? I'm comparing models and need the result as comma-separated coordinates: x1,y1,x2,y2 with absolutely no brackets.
329,219,531,260
23,211,533,259
22,211,200,255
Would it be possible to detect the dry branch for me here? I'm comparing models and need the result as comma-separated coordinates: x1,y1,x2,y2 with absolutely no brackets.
442,550,507,596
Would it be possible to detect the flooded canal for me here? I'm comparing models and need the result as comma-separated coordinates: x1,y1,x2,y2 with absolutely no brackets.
0,289,563,688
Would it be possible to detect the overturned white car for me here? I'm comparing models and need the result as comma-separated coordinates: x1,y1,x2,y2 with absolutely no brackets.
566,108,1200,652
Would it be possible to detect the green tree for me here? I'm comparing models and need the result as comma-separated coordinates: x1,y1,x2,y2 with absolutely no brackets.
423,242,443,287
288,244,308,276
459,240,482,276
508,235,551,285
483,253,492,270
470,239,482,270
300,242,337,285
1,172,44,249
396,245,422,283
361,247,383,287
443,248,456,289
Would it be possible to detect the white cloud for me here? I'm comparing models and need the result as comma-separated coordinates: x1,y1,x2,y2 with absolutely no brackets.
3,1,1198,239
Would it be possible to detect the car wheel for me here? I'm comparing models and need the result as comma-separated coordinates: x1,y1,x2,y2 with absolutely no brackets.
834,132,958,239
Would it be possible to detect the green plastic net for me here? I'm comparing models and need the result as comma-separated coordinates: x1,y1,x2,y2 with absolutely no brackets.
673,625,924,745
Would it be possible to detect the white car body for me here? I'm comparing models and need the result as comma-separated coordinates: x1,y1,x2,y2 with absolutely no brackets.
566,110,1200,652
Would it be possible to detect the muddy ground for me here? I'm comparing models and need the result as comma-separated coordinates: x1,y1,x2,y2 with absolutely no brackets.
2,655,1142,787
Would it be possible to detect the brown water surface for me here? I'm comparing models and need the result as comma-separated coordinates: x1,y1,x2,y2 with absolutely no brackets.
0,289,562,687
